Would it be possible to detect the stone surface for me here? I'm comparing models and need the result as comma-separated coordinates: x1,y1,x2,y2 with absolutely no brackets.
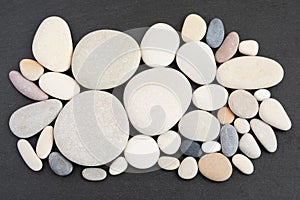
206,18,225,48
82,168,107,181
239,133,261,159
220,124,238,157
201,141,221,153
228,90,259,119
141,23,179,67
109,157,128,176
215,32,239,63
234,118,250,134
9,70,48,101
232,154,254,175
217,56,284,89
178,157,198,180
217,107,235,124
179,110,220,142
48,152,73,176
259,98,292,131
19,59,44,81
39,72,80,100
9,99,62,138
158,156,180,171
254,89,271,101
181,14,207,42
32,16,73,72
17,139,42,171
180,140,202,157
36,126,53,159
157,131,181,155
239,40,259,56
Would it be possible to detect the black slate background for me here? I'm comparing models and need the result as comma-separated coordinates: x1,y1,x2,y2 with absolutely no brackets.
0,0,299,199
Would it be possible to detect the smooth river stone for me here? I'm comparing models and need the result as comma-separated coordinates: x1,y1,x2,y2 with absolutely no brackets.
158,156,180,171
19,59,44,81
254,89,271,101
82,168,107,181
239,40,259,56
201,141,221,153
17,139,42,171
234,118,250,134
141,23,179,67
198,153,232,182
259,98,292,131
178,110,220,142
32,16,73,72
180,140,202,157
192,84,228,111
220,124,238,157
250,119,277,153
217,107,235,124
206,18,225,48
215,32,239,63
9,71,48,101
72,30,141,90
39,72,80,100
228,90,258,119
181,14,207,42
54,90,129,166
178,157,198,180
9,99,62,138
232,154,254,175
124,135,160,169
239,133,261,159
109,157,128,176
48,152,73,176
36,126,53,159
176,41,216,85
217,56,284,89
157,131,181,155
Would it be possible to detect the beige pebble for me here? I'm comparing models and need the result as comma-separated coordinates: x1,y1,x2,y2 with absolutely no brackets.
215,32,239,63
36,126,53,159
19,59,44,81
239,40,259,56
181,14,207,42
158,156,180,171
217,107,235,124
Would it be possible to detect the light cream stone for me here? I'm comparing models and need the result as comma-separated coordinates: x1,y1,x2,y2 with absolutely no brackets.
178,157,198,180
17,139,42,171
239,133,261,159
82,168,107,181
36,126,53,159
234,118,250,134
109,157,128,176
232,154,254,175
157,131,181,155
19,59,44,81
182,14,207,42
201,141,221,153
239,40,259,56
254,89,271,101
158,156,180,170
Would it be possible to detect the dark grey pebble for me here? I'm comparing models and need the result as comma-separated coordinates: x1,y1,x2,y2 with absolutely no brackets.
220,124,238,157
180,140,202,157
206,18,225,48
48,152,73,176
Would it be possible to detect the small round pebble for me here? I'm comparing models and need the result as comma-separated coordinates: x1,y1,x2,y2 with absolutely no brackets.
82,168,107,181
201,141,221,153
180,140,202,157
234,118,250,134
217,107,235,124
19,59,44,81
48,152,73,176
254,89,271,101
178,157,198,180
109,157,128,176
158,156,180,171
157,131,181,155
239,40,259,56
232,154,254,175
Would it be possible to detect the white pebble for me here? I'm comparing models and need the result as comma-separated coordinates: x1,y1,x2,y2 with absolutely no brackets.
36,126,53,159
178,157,198,180
239,40,259,56
17,139,42,171
201,141,221,153
157,131,181,155
232,154,254,175
254,89,271,101
239,133,261,159
158,156,180,170
109,157,128,176
234,118,250,134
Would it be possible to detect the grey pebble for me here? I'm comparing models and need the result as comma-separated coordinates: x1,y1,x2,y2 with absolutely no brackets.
220,124,238,157
180,140,202,157
48,152,73,176
206,18,225,48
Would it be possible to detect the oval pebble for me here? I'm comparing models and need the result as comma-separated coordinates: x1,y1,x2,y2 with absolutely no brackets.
158,156,180,171
201,141,221,153
180,140,202,157
48,152,73,176
19,59,44,81
254,89,271,101
36,126,53,159
217,107,235,124
157,131,181,155
17,139,42,171
232,154,254,175
206,18,225,48
239,133,261,159
181,14,207,42
109,157,128,176
239,40,259,56
220,124,238,157
234,118,250,134
82,168,107,181
32,16,73,72
178,157,198,180
215,31,239,63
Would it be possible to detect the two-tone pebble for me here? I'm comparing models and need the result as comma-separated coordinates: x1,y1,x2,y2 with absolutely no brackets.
158,156,180,171
109,157,128,176
239,133,261,159
36,126,53,159
181,14,207,42
206,18,225,48
201,141,221,153
48,152,73,176
254,89,271,101
232,154,254,175
220,124,238,157
180,140,202,157
82,168,107,181
19,59,44,81
215,32,239,63
234,118,250,134
239,40,259,56
217,107,235,124
157,131,181,155
178,157,198,180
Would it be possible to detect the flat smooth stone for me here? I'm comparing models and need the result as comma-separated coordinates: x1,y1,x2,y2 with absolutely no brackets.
141,23,179,67
192,84,228,111
9,71,48,101
250,119,277,153
178,110,220,142
54,90,129,166
254,89,271,101
124,68,192,136
198,153,232,182
176,41,216,85
48,152,73,176
181,14,207,42
228,90,258,119
39,72,80,100
215,32,239,63
220,124,238,157
178,157,198,180
206,18,225,48
201,141,221,153
217,107,235,124
9,99,62,138
259,98,292,131
32,16,73,72
157,131,181,155
36,126,53,159
17,139,42,171
217,56,284,89
72,30,141,90
124,135,160,169
232,154,254,175
239,40,259,56
19,59,44,81
158,156,180,171
180,140,202,157
234,118,250,134
82,168,107,181
109,157,128,176
239,133,261,159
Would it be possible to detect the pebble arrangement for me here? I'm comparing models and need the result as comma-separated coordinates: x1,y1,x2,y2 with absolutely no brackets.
8,14,292,182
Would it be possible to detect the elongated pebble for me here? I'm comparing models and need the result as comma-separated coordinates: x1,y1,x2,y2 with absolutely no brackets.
239,133,261,159
180,140,202,157
158,156,180,171
157,131,181,155
19,59,44,81
109,157,128,176
82,168,107,181
234,118,250,134
178,157,198,180
215,32,239,63
17,139,42,171
182,14,207,42
254,89,271,101
232,154,254,175
217,107,235,124
206,18,225,48
220,124,238,157
49,152,73,176
36,126,53,159
201,141,221,153
239,40,259,56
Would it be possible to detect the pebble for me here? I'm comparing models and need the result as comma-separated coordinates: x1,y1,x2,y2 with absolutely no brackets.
239,133,261,159
178,110,220,142
157,131,181,155
192,84,228,111
254,89,271,101
180,140,202,157
259,98,292,131
109,157,128,176
250,119,277,153
32,16,73,72
220,124,238,157
72,30,141,90
19,59,44,81
36,126,53,159
228,90,259,119
9,70,48,101
239,40,259,56
181,14,207,42
141,23,179,67
39,72,80,100
234,118,250,134
215,32,239,63
198,153,232,182
176,41,217,85
217,56,284,89
124,135,160,169
9,99,62,138
206,18,225,48
82,168,107,181
232,154,254,175
201,141,221,153
158,156,180,170
178,157,198,180
217,107,235,124
48,152,73,176
17,139,42,171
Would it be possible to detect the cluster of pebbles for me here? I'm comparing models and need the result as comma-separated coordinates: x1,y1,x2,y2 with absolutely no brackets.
9,14,292,182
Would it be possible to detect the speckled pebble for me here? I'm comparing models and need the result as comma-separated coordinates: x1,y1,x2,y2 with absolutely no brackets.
180,140,202,157
48,152,73,176
82,168,107,181
206,18,225,48
220,124,238,157
234,118,250,134
215,31,239,63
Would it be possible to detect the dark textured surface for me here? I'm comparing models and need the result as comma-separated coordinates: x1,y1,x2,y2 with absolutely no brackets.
0,0,299,199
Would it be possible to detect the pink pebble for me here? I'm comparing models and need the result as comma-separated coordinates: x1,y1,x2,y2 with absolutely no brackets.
215,32,239,63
